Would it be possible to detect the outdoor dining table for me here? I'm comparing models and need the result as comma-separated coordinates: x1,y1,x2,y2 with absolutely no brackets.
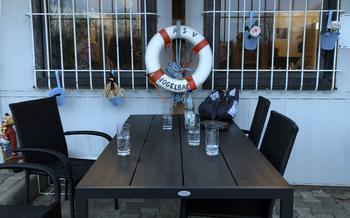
75,114,294,218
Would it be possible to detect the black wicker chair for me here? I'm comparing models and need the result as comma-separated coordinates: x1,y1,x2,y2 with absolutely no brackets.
243,96,271,147
182,110,299,218
0,163,61,218
9,97,116,218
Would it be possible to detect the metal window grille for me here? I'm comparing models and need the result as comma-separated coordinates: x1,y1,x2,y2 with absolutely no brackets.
202,0,343,91
28,0,157,90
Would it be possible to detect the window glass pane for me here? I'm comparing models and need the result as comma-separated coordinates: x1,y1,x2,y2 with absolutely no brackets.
48,0,58,13
102,0,113,13
75,0,87,12
88,0,100,13
48,16,61,69
260,0,275,11
308,0,322,10
89,18,102,70
60,0,73,13
304,12,319,70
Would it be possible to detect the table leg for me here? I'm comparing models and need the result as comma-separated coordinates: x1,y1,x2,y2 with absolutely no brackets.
180,199,187,218
75,192,88,218
280,191,294,218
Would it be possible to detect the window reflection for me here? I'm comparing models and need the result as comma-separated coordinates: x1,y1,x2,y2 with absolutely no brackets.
203,0,337,90
34,0,156,88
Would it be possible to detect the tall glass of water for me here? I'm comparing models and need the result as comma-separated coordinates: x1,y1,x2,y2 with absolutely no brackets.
188,114,200,146
205,122,219,156
117,123,131,156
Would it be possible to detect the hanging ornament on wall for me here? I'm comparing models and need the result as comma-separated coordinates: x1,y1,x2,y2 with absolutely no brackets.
103,70,125,107
244,11,262,50
321,11,341,50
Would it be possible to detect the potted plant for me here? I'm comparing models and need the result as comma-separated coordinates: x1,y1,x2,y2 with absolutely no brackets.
103,70,125,106
321,11,341,50
244,12,262,50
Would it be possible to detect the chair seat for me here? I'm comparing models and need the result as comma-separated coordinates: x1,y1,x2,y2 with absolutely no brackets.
186,199,272,218
50,158,94,185
0,204,60,218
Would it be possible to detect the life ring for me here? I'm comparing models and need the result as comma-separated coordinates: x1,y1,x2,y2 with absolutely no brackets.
145,25,213,93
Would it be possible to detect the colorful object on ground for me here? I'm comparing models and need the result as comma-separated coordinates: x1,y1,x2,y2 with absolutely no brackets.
0,113,21,163
145,25,212,93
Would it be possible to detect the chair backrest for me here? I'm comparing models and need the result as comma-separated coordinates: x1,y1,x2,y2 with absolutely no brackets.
248,96,271,147
9,97,68,163
260,111,299,175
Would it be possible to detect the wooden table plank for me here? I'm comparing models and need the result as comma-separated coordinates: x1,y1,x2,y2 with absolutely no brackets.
220,122,289,187
131,115,183,187
179,115,236,187
78,115,154,187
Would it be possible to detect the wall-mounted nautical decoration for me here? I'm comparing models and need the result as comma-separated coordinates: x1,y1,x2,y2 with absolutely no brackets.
145,25,212,93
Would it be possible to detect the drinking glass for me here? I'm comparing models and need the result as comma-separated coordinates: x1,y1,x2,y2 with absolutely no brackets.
117,123,131,156
162,104,173,130
205,122,219,156
188,114,200,146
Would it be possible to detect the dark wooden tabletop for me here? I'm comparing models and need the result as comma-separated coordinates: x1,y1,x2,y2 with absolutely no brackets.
78,114,289,190
76,114,293,218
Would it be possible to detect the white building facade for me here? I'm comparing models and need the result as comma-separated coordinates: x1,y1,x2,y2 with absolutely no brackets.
1,0,350,186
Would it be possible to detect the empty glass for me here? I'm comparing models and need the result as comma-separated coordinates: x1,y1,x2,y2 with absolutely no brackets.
162,104,173,130
205,122,219,156
117,123,130,156
188,114,200,146
163,114,173,130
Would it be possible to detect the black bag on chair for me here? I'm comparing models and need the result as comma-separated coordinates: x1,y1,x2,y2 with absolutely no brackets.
198,88,239,121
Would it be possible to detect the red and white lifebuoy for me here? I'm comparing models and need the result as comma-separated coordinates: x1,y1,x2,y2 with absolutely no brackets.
145,25,212,93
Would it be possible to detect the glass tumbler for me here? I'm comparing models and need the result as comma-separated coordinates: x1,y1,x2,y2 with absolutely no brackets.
117,123,131,156
188,114,200,146
205,123,219,156
162,104,173,130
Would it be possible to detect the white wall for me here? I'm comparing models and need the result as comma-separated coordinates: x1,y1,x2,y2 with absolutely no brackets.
1,0,350,186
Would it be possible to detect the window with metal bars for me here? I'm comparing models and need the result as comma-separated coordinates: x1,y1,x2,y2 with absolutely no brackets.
202,0,341,91
31,0,157,89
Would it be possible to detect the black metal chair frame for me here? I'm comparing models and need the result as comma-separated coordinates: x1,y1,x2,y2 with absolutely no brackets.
0,163,61,218
182,110,299,218
9,97,117,218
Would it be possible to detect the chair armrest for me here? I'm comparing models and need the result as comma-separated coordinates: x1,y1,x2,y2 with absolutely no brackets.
242,129,250,134
14,148,72,181
64,130,112,142
0,163,61,203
